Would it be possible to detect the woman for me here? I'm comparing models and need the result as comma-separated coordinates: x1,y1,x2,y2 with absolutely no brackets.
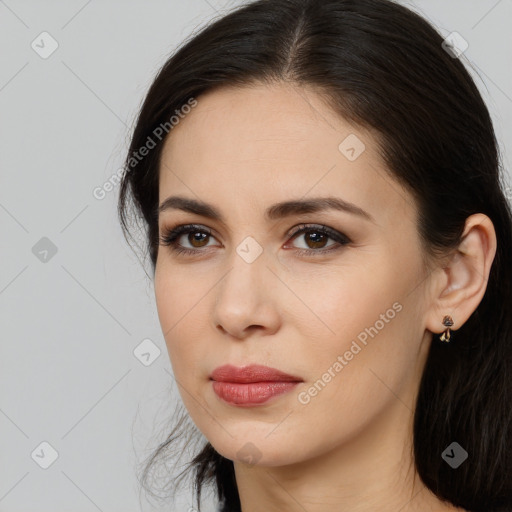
118,0,512,510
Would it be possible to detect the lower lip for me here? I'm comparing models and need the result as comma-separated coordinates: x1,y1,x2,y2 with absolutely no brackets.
211,381,300,406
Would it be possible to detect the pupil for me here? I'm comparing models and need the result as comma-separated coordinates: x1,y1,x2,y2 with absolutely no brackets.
307,232,326,248
190,232,207,246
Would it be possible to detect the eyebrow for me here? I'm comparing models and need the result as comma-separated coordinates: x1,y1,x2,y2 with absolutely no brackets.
158,195,375,223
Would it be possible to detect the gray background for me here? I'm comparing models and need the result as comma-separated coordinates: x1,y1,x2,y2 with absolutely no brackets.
1,1,511,511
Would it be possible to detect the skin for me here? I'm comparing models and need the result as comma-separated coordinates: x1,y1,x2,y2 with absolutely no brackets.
154,81,497,512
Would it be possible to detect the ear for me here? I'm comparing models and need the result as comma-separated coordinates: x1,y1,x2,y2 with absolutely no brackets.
424,213,497,338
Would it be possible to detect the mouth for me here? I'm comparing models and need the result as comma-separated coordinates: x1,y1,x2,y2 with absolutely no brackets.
209,364,303,407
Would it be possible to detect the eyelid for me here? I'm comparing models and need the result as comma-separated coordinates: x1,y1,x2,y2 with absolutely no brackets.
159,222,351,255
159,223,217,244
286,223,351,244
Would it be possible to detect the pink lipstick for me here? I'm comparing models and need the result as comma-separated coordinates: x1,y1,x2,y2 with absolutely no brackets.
210,364,303,407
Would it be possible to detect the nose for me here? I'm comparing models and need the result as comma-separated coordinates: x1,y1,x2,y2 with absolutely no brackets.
212,249,281,340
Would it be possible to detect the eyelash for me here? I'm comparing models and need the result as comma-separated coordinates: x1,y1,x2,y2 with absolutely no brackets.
158,223,351,258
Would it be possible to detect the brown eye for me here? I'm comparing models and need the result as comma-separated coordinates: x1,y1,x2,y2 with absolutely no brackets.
186,230,210,248
159,224,218,255
159,223,351,258
286,224,351,256
298,230,331,249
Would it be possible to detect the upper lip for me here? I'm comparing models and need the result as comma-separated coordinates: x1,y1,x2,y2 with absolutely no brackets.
210,364,303,383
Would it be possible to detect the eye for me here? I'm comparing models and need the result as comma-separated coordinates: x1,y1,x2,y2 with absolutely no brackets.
284,223,351,257
159,224,218,256
158,223,351,257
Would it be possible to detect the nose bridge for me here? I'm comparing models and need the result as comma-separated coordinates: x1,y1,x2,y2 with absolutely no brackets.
213,237,277,335
218,237,267,304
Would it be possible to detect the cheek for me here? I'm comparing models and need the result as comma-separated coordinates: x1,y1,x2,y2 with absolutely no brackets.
286,278,412,454
154,266,207,376
288,263,412,393
287,263,397,344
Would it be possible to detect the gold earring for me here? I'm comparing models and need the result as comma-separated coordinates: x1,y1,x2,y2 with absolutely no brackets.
439,315,454,342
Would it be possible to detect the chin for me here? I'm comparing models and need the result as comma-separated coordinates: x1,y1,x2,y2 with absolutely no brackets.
209,433,306,468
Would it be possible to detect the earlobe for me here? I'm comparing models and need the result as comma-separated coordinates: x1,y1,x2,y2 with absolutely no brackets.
425,213,497,339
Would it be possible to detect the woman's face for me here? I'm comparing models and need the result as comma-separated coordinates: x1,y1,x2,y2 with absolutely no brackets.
155,82,435,467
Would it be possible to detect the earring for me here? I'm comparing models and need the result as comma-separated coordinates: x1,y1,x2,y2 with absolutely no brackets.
439,315,454,342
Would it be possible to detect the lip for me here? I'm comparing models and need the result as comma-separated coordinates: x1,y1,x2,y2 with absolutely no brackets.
210,364,303,383
210,364,303,407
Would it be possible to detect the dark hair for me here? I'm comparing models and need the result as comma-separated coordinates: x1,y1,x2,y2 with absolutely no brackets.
118,0,512,510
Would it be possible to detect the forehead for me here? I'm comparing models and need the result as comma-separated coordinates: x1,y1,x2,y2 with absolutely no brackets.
158,82,414,227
